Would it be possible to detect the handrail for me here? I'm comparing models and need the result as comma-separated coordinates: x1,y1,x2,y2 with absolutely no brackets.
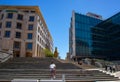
0,51,12,62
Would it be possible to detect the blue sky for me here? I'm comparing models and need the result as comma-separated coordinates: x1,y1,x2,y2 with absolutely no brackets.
0,0,120,59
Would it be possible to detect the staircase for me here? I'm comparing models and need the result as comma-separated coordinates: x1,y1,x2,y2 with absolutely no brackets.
0,57,80,69
0,57,119,82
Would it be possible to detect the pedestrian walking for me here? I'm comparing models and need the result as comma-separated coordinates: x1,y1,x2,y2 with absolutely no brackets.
49,61,56,79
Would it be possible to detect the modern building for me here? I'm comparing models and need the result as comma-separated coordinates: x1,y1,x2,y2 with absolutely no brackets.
69,11,103,61
69,11,120,61
66,52,70,60
0,6,53,57
91,12,120,60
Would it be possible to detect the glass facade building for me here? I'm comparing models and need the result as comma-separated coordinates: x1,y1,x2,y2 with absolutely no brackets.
69,11,102,60
91,12,120,60
69,11,120,60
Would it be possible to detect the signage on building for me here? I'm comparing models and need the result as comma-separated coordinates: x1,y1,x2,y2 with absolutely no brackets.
86,12,102,19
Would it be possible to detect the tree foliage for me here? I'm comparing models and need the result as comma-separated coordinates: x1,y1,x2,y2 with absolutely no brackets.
44,48,54,57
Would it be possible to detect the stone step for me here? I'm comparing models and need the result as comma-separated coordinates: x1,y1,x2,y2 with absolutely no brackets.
0,73,114,78
0,58,119,81
0,74,118,80
0,74,115,78
0,58,81,69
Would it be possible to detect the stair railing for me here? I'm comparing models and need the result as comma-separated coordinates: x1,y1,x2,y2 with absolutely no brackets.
0,51,12,62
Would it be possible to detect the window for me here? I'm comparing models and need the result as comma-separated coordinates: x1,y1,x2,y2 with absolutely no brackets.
6,21,12,28
26,43,32,50
15,32,21,38
16,23,22,29
7,13,13,19
28,24,33,30
29,16,34,22
0,23,2,28
38,27,40,33
27,33,33,39
1,14,4,19
4,31,10,38
24,11,29,13
38,35,39,41
31,11,35,13
14,41,20,49
0,31,1,36
17,14,23,20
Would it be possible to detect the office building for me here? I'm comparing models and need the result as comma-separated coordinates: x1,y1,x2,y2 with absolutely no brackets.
69,11,120,60
69,11,103,61
0,6,53,57
91,12,120,60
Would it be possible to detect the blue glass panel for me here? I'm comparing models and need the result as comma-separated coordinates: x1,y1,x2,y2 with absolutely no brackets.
27,43,32,50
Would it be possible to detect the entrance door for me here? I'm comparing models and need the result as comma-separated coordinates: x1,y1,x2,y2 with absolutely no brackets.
13,51,20,57
26,52,32,57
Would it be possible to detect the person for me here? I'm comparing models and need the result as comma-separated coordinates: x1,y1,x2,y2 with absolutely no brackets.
49,61,56,79
105,64,108,71
112,65,116,73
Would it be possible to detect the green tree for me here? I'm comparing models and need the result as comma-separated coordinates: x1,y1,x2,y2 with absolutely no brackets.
44,48,54,57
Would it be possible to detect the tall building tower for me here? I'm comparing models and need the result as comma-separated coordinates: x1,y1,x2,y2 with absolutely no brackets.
0,6,53,57
69,11,102,61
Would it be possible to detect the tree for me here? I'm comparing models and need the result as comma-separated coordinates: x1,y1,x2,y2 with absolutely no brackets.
44,48,54,57
54,47,59,58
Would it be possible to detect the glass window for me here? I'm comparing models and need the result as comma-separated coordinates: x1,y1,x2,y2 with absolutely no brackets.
16,23,22,29
38,35,39,41
31,11,35,13
14,41,20,49
24,11,29,13
6,21,12,28
4,31,10,38
0,23,2,28
38,27,40,33
28,24,33,30
1,14,4,20
7,13,13,19
15,32,21,38
27,33,33,39
26,43,32,50
17,14,23,20
29,16,34,22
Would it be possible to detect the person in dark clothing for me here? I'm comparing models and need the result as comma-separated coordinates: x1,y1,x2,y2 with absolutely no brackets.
105,65,108,71
112,65,116,73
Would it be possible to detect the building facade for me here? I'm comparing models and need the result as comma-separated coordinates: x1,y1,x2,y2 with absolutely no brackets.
69,11,102,60
69,11,120,60
91,12,120,60
0,6,53,57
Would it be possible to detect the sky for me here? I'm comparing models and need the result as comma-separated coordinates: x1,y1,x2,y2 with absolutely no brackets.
0,0,120,59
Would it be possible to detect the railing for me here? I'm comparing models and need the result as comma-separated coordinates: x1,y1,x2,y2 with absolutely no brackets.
0,50,13,62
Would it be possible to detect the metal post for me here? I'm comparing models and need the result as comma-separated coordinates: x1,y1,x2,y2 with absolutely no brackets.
62,74,65,82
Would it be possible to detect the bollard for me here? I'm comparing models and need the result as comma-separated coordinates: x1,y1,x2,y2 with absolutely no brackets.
62,74,65,82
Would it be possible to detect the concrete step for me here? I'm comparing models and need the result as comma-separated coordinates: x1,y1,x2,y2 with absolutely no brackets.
0,58,119,81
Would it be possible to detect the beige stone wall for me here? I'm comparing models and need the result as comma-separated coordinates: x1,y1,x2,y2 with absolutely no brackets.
0,6,53,58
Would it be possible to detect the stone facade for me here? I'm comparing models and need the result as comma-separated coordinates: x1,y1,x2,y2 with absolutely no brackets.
0,6,53,57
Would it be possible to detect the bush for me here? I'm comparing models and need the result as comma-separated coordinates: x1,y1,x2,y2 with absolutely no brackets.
44,48,54,57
